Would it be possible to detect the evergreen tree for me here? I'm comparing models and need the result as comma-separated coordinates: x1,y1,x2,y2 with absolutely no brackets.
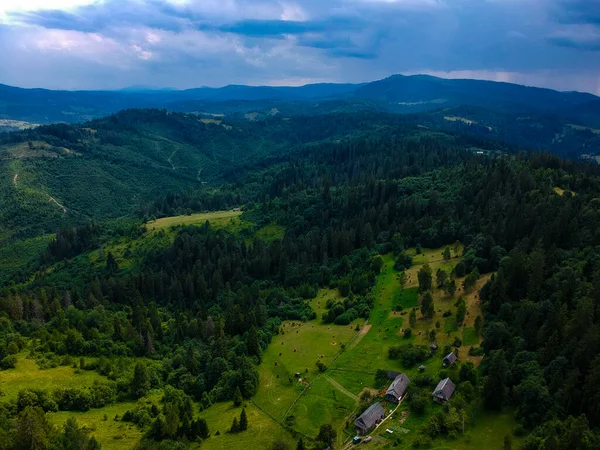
483,349,508,410
14,406,55,450
443,246,451,261
105,252,119,273
421,292,434,319
409,309,417,328
130,362,151,399
233,386,243,407
296,437,305,450
316,424,337,447
230,417,239,433
418,263,432,292
239,408,248,431
247,326,261,360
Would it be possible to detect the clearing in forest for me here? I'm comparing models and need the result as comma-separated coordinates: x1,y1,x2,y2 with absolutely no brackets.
147,210,243,232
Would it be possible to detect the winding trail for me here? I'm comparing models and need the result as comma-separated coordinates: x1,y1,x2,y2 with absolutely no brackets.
49,196,67,214
13,173,18,186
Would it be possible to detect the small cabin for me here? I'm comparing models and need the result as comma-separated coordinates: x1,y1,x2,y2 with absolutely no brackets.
355,402,385,435
432,377,456,403
385,373,410,403
443,352,457,367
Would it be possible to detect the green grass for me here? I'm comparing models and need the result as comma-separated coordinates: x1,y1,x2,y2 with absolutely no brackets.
0,354,108,401
462,327,479,346
49,401,144,450
147,210,243,233
291,375,357,438
199,402,295,450
399,287,419,308
444,317,459,333
253,304,361,421
255,224,285,242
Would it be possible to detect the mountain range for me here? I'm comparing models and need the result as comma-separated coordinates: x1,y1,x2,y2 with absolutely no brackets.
2,74,599,127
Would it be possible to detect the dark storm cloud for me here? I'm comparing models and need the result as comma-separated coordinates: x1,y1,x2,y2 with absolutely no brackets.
1,0,599,93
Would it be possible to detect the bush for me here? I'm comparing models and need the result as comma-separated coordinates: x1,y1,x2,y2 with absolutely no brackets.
404,329,412,339
0,355,17,370
389,344,429,367
469,347,484,356
17,389,58,412
394,253,413,271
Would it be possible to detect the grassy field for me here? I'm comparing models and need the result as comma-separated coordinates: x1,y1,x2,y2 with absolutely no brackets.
253,290,363,421
50,401,144,450
0,354,108,401
254,224,285,242
147,210,244,233
199,402,296,450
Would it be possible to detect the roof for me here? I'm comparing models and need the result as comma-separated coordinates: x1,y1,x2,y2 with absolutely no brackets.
386,370,401,380
430,344,438,349
443,352,457,364
355,402,385,431
432,378,456,401
386,373,410,399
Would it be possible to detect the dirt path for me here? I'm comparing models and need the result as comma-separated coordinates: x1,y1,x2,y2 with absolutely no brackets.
49,196,67,214
324,375,359,402
348,324,372,350
167,150,177,170
13,173,18,186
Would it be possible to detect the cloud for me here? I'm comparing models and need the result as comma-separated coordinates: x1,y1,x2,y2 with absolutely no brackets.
0,0,598,93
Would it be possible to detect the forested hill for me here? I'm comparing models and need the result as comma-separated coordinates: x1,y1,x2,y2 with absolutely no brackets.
0,109,405,240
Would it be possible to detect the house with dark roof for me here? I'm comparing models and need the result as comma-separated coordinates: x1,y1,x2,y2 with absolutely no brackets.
386,370,401,380
385,373,410,403
432,378,456,403
429,344,438,355
443,352,457,367
355,402,385,435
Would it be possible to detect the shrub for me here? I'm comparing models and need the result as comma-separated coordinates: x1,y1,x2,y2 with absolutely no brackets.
0,355,17,370
388,344,429,367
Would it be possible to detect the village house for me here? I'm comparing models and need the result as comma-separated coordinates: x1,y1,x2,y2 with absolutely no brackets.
432,377,456,403
385,373,410,403
355,402,385,435
442,352,457,367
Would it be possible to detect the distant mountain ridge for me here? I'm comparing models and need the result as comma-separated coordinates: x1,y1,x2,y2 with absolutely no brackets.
1,74,599,125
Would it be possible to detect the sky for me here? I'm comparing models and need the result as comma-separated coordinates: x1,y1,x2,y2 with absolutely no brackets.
0,0,599,93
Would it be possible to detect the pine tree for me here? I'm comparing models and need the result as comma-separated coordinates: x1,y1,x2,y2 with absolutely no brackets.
230,417,239,433
239,408,248,431
296,437,305,450
233,386,243,407
130,362,150,398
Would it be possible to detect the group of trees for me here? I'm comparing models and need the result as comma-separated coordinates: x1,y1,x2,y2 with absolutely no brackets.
0,407,100,450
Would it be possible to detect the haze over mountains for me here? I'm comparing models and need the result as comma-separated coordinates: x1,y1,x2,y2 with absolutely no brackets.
1,74,599,126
